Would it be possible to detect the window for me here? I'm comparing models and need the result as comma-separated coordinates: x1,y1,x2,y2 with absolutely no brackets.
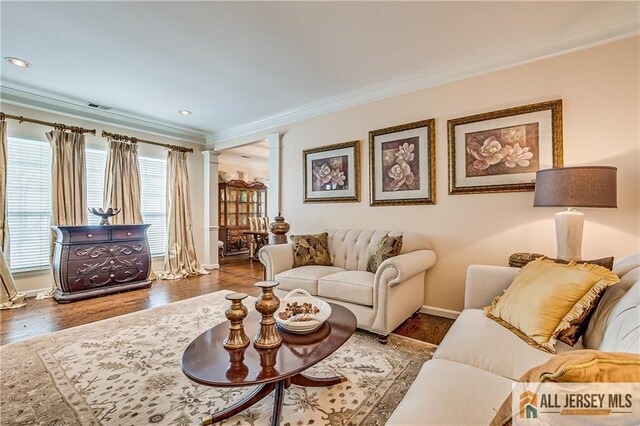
139,156,167,256
6,137,167,272
6,137,52,271
85,147,107,225
84,147,166,255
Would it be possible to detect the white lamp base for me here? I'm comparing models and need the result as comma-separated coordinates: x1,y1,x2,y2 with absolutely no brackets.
554,208,584,261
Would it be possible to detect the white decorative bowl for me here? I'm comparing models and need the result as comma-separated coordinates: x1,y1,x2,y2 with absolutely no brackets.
275,289,331,334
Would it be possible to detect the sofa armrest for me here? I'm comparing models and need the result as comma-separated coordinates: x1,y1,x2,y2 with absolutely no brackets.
376,250,437,286
258,244,294,280
464,265,520,309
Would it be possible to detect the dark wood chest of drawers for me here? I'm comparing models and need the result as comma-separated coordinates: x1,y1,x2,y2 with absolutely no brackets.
52,224,152,303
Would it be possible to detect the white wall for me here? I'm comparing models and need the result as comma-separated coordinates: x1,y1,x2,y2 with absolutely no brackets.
213,37,640,312
218,158,269,182
2,103,205,295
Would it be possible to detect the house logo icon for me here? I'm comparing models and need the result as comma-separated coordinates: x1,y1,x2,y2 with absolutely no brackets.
519,390,538,419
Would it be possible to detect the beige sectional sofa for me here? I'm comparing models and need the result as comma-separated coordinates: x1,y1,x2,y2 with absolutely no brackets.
387,254,640,425
259,229,437,342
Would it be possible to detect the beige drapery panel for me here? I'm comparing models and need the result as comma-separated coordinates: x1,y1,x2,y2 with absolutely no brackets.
103,138,143,224
37,130,87,299
0,119,26,309
157,150,208,279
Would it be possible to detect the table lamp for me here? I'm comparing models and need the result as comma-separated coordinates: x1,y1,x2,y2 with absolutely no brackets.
533,166,617,261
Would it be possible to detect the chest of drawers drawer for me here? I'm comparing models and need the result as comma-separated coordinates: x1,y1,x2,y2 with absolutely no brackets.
68,241,148,261
111,227,146,241
69,229,110,243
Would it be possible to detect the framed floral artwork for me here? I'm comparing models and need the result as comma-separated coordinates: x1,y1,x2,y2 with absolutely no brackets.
303,140,360,203
369,118,436,206
448,99,563,194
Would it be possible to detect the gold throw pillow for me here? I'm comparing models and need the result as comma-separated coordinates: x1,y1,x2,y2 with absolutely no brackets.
366,235,403,273
485,258,619,353
490,350,640,426
290,232,332,268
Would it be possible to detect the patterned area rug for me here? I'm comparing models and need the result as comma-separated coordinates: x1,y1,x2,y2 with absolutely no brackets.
1,290,436,425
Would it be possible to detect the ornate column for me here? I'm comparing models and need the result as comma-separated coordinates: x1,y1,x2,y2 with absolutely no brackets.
202,150,220,269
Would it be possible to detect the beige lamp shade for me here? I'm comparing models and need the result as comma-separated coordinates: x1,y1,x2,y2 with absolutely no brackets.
533,166,617,208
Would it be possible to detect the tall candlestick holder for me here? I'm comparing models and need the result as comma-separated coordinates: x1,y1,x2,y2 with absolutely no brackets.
253,281,282,349
223,293,250,350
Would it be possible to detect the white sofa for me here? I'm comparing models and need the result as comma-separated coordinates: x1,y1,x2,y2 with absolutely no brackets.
259,229,437,342
388,254,640,425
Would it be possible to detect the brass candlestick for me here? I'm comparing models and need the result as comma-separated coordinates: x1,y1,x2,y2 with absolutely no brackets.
223,293,250,350
253,281,282,349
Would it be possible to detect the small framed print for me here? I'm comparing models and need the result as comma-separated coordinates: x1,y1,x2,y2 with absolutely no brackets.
448,99,563,194
369,119,436,206
303,140,360,203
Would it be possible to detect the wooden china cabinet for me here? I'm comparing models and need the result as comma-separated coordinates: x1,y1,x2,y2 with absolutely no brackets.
219,179,268,256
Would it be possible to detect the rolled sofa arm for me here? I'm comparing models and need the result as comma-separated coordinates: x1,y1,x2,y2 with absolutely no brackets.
376,250,437,286
258,244,294,280
464,265,520,309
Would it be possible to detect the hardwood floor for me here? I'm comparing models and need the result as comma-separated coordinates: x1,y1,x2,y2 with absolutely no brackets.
0,257,453,346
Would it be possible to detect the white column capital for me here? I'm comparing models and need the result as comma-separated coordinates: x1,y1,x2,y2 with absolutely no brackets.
202,150,221,164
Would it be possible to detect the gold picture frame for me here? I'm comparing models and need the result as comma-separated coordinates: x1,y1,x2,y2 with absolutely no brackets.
303,140,360,203
369,119,436,206
448,99,563,195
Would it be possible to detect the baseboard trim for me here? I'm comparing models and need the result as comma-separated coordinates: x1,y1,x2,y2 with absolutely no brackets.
419,305,460,320
203,264,220,270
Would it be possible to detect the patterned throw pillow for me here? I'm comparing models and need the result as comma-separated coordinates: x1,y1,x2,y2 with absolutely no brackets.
290,232,332,268
366,235,403,273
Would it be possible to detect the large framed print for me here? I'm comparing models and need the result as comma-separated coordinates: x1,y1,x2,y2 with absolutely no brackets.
448,99,563,194
369,119,436,206
303,140,360,203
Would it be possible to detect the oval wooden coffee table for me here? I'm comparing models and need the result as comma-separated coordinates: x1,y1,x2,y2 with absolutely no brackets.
182,302,357,426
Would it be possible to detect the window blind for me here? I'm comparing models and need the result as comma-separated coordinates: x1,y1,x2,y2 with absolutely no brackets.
6,137,52,271
139,156,167,256
85,147,107,226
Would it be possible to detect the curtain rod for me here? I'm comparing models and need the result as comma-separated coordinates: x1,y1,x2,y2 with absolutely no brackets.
101,130,194,153
0,112,96,135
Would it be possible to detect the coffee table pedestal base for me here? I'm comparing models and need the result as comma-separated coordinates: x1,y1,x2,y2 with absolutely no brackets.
201,372,346,426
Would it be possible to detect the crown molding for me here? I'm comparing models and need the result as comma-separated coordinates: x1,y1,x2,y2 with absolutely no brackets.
208,13,639,145
0,84,207,144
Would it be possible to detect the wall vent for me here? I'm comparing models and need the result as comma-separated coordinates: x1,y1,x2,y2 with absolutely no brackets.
87,102,112,111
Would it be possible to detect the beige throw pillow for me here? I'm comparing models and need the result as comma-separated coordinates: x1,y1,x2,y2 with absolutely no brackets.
485,258,619,353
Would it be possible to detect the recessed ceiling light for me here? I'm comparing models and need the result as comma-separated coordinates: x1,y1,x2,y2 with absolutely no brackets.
4,57,32,68
178,110,192,115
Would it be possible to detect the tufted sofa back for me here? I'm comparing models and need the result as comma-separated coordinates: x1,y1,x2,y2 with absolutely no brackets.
583,253,640,353
324,229,432,271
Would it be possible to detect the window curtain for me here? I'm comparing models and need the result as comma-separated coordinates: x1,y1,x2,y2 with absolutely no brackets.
157,149,208,279
37,129,87,299
103,138,143,224
0,118,26,309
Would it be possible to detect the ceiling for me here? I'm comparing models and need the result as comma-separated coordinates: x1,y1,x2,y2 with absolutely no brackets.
218,140,269,172
1,2,638,144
